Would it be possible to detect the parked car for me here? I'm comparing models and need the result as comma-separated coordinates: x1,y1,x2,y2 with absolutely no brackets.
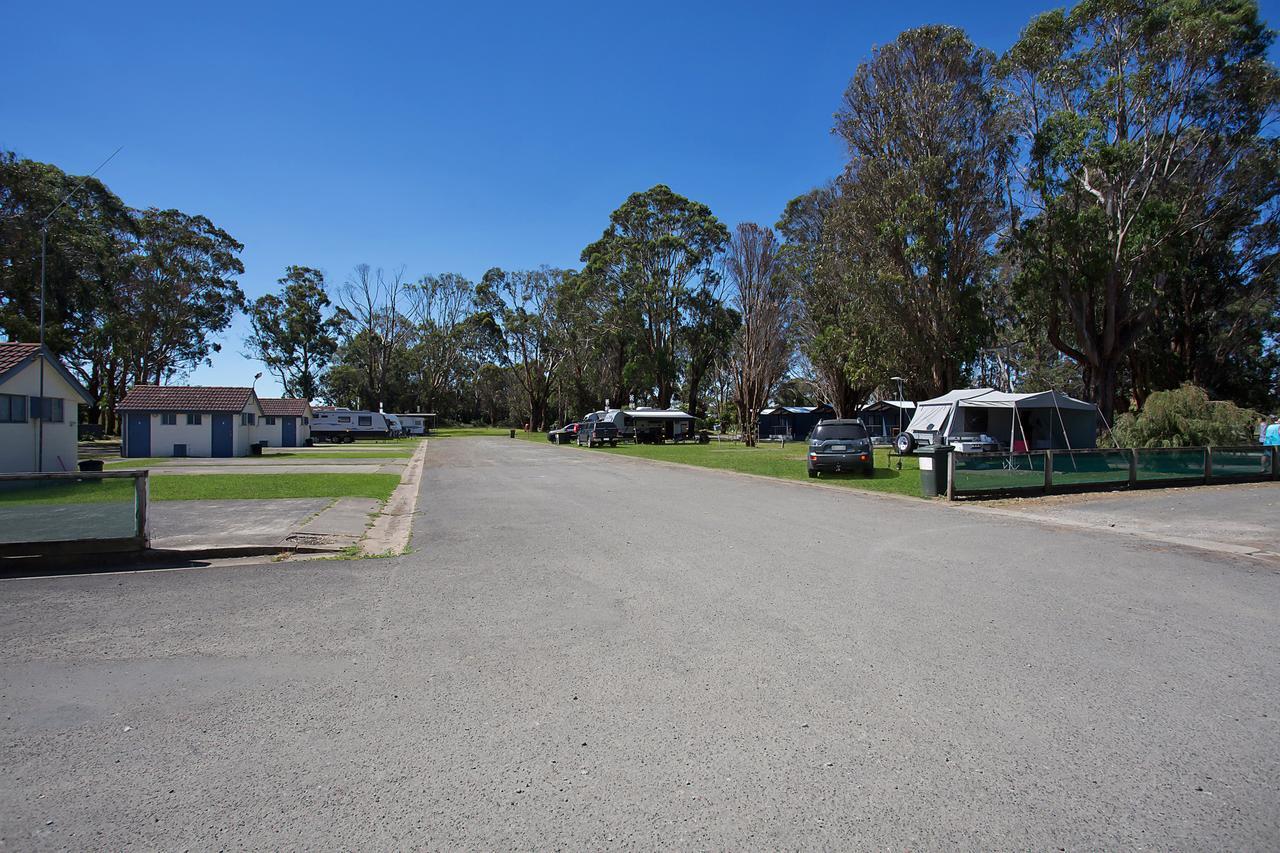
577,420,619,448
547,422,581,444
807,419,874,478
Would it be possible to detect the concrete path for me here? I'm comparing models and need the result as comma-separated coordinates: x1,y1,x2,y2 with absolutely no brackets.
1,436,1278,848
283,498,381,551
965,481,1280,560
149,499,331,550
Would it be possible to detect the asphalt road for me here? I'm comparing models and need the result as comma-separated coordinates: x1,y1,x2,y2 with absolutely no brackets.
2,437,1278,848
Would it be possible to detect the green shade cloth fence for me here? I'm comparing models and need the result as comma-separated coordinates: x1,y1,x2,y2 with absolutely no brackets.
948,446,1277,499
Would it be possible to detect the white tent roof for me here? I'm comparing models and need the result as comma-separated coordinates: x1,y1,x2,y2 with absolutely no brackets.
904,388,1097,437
914,388,1094,411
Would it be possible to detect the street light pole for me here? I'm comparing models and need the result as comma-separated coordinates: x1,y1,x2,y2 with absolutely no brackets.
890,376,906,436
34,147,122,472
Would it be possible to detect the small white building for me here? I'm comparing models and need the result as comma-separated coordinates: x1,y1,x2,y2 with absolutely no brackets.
256,399,313,447
0,342,92,473
118,386,265,458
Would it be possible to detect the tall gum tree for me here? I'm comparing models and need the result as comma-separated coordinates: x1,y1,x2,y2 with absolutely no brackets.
1001,0,1280,421
831,25,1009,399
580,185,729,408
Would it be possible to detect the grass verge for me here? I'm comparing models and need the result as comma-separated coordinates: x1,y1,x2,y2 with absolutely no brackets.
0,473,400,505
430,426,516,438
534,436,923,497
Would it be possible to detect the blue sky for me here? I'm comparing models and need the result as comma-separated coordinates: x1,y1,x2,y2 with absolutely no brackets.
7,0,1279,396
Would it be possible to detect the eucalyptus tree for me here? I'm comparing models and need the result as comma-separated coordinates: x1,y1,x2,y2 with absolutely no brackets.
1001,0,1280,420
405,272,479,414
246,266,341,400
776,186,871,416
337,264,411,411
831,24,1009,399
580,185,729,407
476,266,573,432
726,223,792,447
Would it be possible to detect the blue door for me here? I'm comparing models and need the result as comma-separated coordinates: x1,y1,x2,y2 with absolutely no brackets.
282,416,297,447
211,414,234,457
125,413,150,457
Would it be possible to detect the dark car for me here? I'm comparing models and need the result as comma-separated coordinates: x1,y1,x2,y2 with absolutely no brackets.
807,418,874,477
577,420,619,448
547,422,580,444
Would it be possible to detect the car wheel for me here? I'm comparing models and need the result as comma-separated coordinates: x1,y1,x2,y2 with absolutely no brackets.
895,432,915,454
808,469,818,478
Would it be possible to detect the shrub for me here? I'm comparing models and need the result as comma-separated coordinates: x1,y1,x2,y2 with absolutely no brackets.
1112,384,1259,448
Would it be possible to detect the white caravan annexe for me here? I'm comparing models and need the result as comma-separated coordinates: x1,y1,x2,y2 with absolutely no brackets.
901,388,1099,452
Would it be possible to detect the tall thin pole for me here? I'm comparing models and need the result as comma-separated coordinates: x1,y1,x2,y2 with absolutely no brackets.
34,146,122,473
37,229,46,471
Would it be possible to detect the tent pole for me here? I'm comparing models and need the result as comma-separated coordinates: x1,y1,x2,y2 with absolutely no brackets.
1009,405,1017,468
1016,405,1033,471
1051,391,1078,471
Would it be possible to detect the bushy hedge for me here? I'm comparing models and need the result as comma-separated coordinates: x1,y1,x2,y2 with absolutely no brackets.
1112,385,1259,448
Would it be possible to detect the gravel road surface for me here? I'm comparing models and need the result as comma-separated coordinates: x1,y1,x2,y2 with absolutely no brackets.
2,436,1277,848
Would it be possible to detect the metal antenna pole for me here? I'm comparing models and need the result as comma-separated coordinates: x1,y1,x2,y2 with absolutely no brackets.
34,147,121,472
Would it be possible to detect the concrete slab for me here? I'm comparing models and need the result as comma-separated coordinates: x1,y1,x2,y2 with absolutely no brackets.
361,439,428,555
282,498,381,551
964,481,1280,560
149,499,331,550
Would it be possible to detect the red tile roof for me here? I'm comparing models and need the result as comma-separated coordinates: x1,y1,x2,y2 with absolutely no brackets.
0,342,42,377
259,398,312,417
118,385,256,412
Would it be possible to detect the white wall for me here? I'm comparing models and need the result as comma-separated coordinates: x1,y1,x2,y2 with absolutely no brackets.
0,359,83,473
146,414,214,457
233,402,256,456
255,418,284,447
253,412,314,447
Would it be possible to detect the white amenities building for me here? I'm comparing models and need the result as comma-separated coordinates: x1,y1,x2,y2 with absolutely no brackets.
0,342,92,473
118,386,265,458
256,398,313,447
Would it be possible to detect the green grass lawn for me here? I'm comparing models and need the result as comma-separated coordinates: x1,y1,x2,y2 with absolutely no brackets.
104,457,172,468
262,450,413,459
530,435,923,497
0,479,136,505
430,426,517,438
0,473,400,505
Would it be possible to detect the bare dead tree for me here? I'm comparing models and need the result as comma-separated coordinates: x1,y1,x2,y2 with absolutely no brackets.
339,264,410,411
726,223,792,447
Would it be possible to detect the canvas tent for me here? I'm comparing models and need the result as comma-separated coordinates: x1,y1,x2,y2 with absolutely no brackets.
902,388,1098,451
857,400,916,438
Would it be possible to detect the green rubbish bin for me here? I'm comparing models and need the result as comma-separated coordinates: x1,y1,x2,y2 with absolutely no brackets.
917,444,953,498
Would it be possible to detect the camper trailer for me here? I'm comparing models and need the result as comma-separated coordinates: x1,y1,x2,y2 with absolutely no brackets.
311,407,397,441
895,389,1098,454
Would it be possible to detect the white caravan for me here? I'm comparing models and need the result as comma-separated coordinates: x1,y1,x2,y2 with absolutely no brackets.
311,407,396,441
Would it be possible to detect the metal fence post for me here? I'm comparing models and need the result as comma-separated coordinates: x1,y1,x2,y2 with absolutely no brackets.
1044,449,1054,492
946,450,955,501
1128,448,1138,488
1273,446,1279,481
134,473,150,548
1204,446,1213,484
